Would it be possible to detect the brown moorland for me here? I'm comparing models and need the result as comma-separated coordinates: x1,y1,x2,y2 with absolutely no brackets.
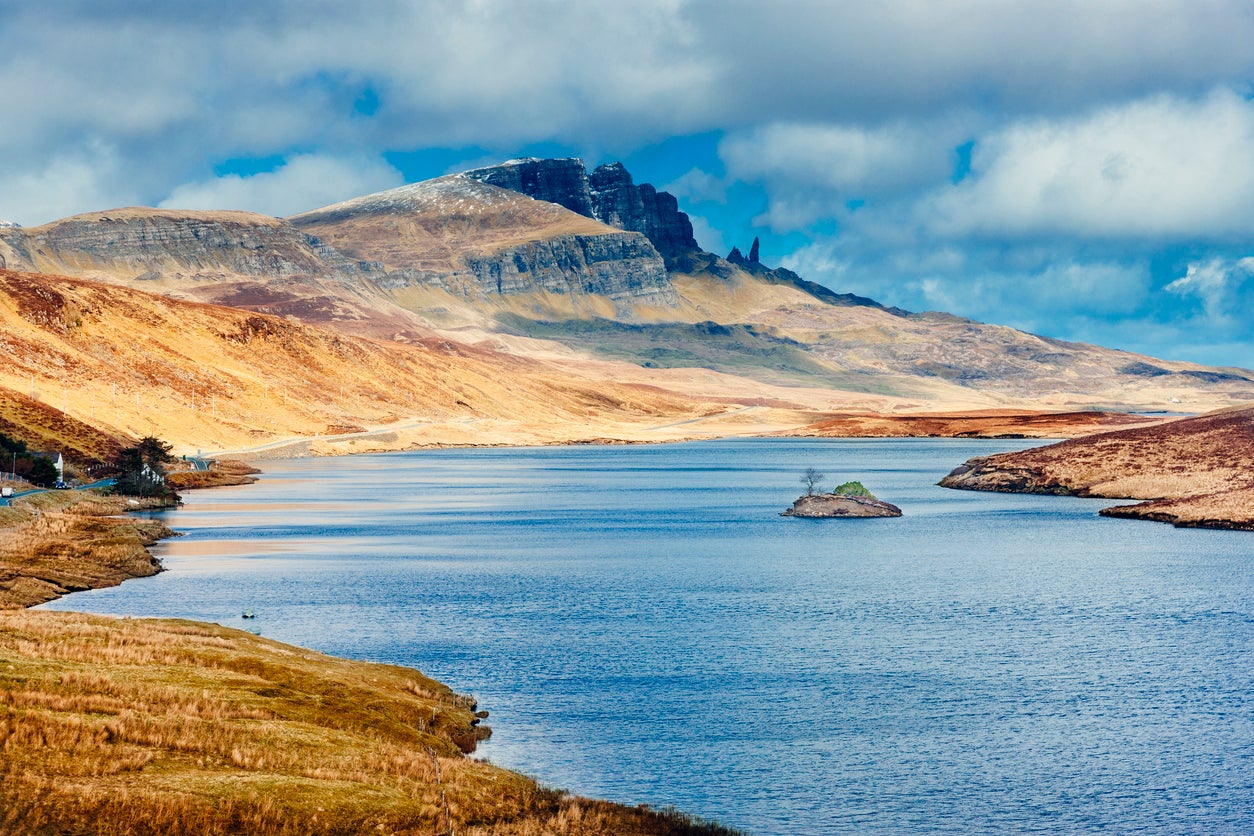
0,267,784,454
786,409,1163,439
0,610,736,836
939,405,1254,529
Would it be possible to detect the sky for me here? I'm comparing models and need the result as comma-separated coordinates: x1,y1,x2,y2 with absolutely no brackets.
2,1,1253,369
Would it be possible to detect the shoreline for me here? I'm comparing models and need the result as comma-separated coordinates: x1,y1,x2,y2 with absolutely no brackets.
1,466,740,835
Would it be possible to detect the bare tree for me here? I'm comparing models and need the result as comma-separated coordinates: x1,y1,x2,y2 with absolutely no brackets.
801,467,824,496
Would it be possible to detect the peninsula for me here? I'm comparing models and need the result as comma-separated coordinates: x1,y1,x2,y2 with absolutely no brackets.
939,405,1254,530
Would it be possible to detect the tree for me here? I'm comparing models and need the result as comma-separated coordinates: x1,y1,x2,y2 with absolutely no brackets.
801,467,824,496
111,436,178,499
0,432,59,487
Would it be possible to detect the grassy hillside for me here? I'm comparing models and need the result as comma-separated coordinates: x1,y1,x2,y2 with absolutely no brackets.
1,610,736,835
0,268,769,454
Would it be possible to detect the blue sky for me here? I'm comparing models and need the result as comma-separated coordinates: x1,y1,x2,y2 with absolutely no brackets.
2,1,1253,369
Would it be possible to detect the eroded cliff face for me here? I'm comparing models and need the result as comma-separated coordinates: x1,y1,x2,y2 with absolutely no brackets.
463,232,674,305
464,158,699,263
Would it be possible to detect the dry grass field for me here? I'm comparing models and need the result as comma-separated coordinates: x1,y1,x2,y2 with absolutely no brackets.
0,610,736,836
165,460,261,491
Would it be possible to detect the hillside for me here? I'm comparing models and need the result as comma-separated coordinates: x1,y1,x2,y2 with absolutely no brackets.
0,268,864,457
288,174,679,319
0,609,733,835
939,406,1254,529
0,207,436,342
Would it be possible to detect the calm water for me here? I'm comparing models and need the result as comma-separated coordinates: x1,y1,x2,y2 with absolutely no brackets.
44,439,1254,834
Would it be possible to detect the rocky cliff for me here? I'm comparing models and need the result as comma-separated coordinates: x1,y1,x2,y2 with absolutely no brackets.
465,158,699,264
462,232,673,305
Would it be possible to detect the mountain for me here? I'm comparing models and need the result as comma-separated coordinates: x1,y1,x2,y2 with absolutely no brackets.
287,174,678,313
462,157,699,265
2,158,1251,422
0,207,431,340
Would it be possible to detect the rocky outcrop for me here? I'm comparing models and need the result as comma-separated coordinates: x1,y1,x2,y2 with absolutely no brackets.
464,158,699,264
462,232,675,305
1097,489,1254,530
938,460,1078,495
461,158,596,217
782,493,903,518
587,162,698,263
721,245,906,314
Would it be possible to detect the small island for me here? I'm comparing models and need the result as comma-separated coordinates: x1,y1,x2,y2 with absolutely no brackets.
783,472,903,518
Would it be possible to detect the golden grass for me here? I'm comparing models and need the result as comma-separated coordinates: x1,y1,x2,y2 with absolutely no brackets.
0,610,737,836
166,460,261,491
0,268,801,457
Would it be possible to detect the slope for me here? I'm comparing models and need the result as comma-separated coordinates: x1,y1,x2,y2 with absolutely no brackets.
0,268,797,456
2,159,1251,415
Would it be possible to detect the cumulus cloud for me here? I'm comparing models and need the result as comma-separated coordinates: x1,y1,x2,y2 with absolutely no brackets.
159,154,404,217
925,90,1254,240
0,144,145,225
664,169,727,204
1166,257,1254,327
720,121,963,229
685,214,728,256
3,1,1254,219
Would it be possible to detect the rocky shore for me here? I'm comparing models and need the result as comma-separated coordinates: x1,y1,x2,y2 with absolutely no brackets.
0,491,176,609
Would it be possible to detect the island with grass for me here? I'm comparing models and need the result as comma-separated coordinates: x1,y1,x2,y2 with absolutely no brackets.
783,472,903,518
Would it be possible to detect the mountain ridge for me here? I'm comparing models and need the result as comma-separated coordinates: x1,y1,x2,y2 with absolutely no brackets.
0,158,1250,418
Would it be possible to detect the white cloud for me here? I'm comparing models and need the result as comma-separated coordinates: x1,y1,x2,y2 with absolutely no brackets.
664,168,727,204
723,123,954,195
0,144,142,225
3,1,1254,220
685,214,728,255
159,154,404,217
1165,256,1254,325
925,89,1254,240
717,120,966,230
